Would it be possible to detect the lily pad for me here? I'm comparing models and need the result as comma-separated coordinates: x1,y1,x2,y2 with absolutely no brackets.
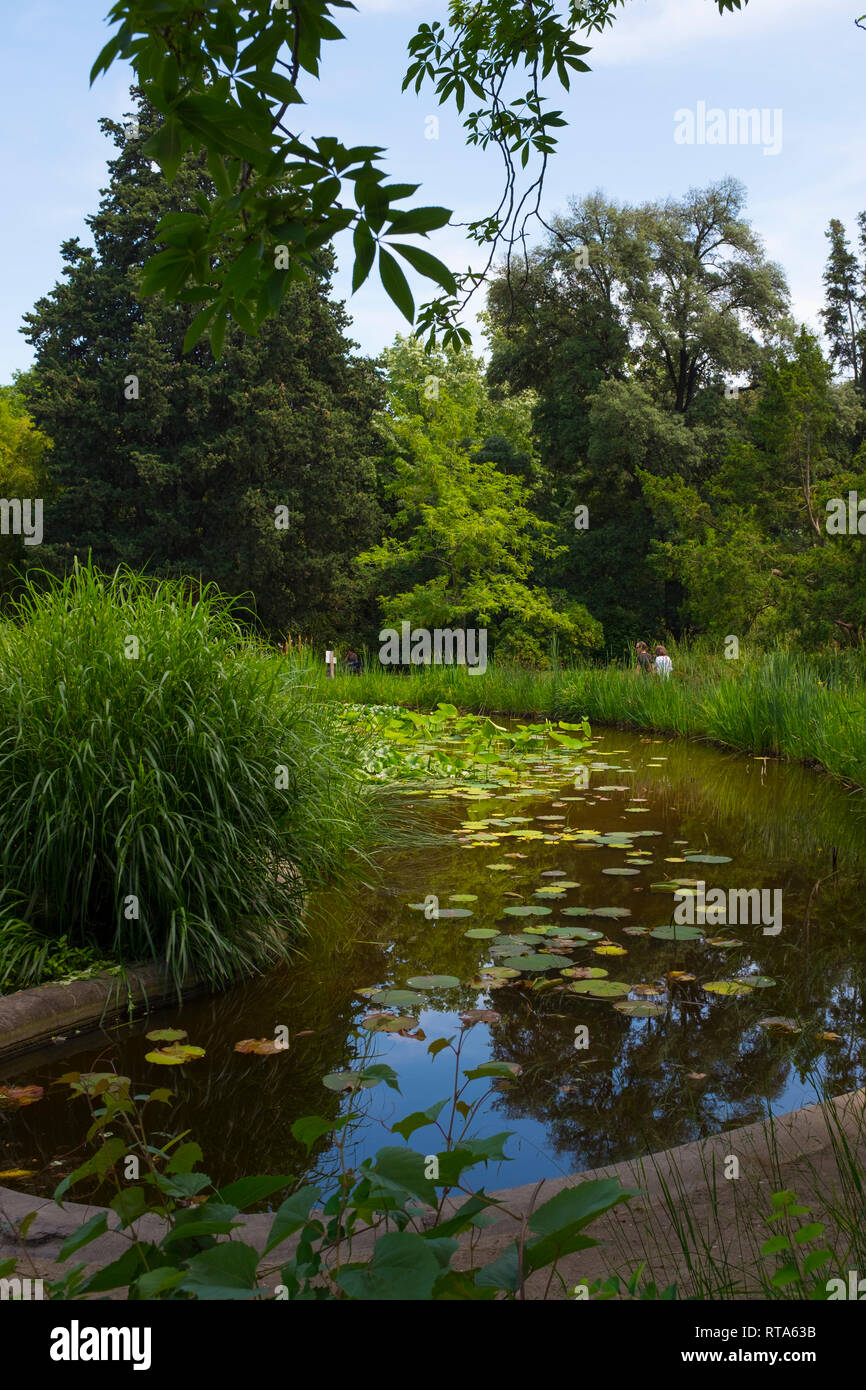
501,953,572,972
746,976,776,989
323,1071,380,1092
568,980,631,998
592,907,632,919
406,975,461,990
370,989,424,1007
594,944,627,956
757,1017,802,1033
502,905,552,917
449,894,478,902
561,966,608,979
146,1044,206,1065
464,927,498,939
145,1028,188,1043
614,1001,666,1018
561,906,592,917
361,1012,418,1032
602,867,641,876
684,854,732,864
702,981,753,996
650,924,704,941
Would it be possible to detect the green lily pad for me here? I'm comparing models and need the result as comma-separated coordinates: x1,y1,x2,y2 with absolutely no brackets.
145,1028,187,1043
747,976,777,988
684,854,732,864
561,906,592,916
702,981,753,996
449,894,478,902
464,927,498,939
602,867,641,876
406,974,461,990
370,989,424,1007
146,1044,206,1065
614,1001,666,1018
501,953,572,972
561,966,608,979
650,924,704,941
502,905,552,917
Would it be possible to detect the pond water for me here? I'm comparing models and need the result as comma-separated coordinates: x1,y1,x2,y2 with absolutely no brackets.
3,726,866,1201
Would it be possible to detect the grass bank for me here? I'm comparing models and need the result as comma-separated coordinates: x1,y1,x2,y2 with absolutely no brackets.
282,645,866,790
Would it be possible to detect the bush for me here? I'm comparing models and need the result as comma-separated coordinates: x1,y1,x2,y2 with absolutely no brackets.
0,562,390,988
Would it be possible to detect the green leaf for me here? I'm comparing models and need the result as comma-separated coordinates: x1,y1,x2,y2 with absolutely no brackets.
389,243,457,294
379,247,414,322
215,1176,292,1210
386,206,451,236
392,1098,447,1142
179,1242,262,1300
82,1243,166,1294
166,1141,203,1174
263,1186,321,1256
336,1231,440,1300
291,1116,335,1153
761,1234,791,1256
57,1213,108,1262
475,1240,521,1292
183,303,217,355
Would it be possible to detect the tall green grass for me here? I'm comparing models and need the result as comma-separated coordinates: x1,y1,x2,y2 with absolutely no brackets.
284,643,866,789
0,564,399,990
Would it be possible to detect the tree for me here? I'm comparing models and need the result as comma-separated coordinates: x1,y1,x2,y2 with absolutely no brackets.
87,1,751,353
820,218,864,387
0,380,53,598
357,337,602,663
21,98,385,640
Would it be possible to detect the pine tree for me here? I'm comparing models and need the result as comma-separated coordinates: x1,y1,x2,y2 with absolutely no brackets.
20,96,385,639
820,218,863,388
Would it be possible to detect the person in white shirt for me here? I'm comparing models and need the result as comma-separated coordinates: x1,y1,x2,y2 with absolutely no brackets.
654,645,673,678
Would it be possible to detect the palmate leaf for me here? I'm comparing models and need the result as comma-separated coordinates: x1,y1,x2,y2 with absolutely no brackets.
390,242,457,295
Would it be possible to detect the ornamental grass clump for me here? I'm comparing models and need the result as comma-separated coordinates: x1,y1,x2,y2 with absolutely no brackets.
0,562,386,989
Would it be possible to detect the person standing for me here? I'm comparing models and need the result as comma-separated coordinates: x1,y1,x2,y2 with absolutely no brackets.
635,641,653,675
654,645,673,678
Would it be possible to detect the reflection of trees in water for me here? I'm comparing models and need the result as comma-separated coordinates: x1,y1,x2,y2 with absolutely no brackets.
484,923,866,1172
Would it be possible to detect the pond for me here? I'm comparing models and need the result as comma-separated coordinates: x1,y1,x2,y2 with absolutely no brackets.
3,722,866,1201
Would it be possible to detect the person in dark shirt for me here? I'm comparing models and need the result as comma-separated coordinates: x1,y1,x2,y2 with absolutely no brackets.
635,641,653,675
343,648,361,675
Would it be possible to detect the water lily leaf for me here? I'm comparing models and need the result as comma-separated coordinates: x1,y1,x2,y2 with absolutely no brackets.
487,863,515,871
449,894,478,902
632,984,664,996
0,1085,44,1109
370,989,424,1007
323,1071,380,1092
650,924,704,941
406,975,461,990
561,906,592,916
459,1009,501,1027
502,905,552,917
568,980,631,998
614,1002,666,1018
464,928,498,939
145,1028,188,1042
594,944,627,956
146,1045,205,1065
561,967,608,979
706,938,743,948
702,981,754,996
602,867,641,876
758,1017,802,1033
684,854,732,864
591,907,632,919
667,971,697,983
501,953,572,972
234,1038,285,1055
746,977,776,989
361,1012,419,1032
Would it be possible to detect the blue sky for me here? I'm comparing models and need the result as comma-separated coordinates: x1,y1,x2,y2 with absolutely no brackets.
1,0,863,382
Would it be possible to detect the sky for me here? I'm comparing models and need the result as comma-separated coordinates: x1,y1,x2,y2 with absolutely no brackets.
0,0,863,382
